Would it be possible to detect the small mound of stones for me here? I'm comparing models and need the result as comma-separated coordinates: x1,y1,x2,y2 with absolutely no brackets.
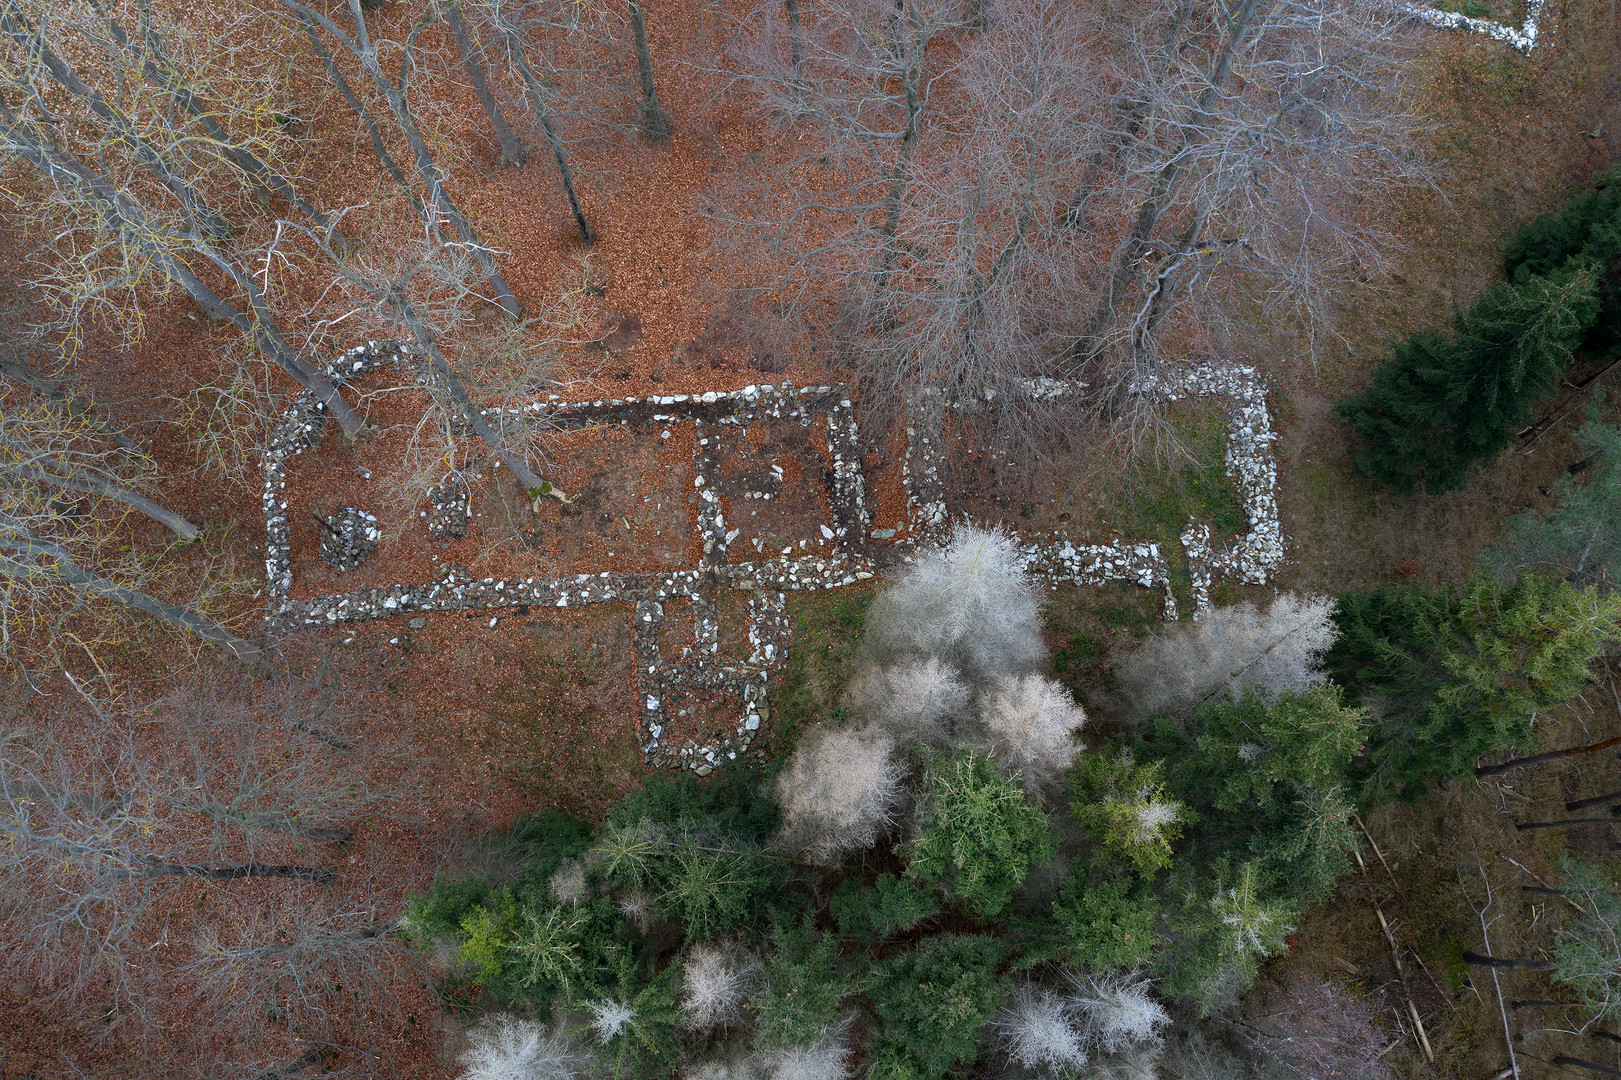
423,477,472,540
319,508,379,571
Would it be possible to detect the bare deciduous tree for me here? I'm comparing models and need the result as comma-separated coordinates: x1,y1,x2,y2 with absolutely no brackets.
0,0,232,237
0,650,414,1056
844,656,969,745
2,379,196,538
625,0,669,139
278,207,569,501
283,0,523,317
979,673,1087,799
1070,0,1435,390
0,383,259,670
84,0,353,248
1245,975,1394,1080
442,0,527,165
1111,593,1338,719
478,0,597,242
995,982,1090,1075
461,1014,594,1080
0,99,366,438
718,0,1434,464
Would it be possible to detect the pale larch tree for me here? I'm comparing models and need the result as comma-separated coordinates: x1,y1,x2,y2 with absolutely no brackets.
995,982,1090,1075
858,523,1045,684
775,725,906,864
461,1014,593,1080
978,672,1087,799
843,655,970,745
1112,593,1338,719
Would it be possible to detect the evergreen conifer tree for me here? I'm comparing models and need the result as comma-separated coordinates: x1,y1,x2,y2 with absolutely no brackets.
1329,572,1621,803
1336,264,1602,493
1504,164,1621,286
1483,415,1621,588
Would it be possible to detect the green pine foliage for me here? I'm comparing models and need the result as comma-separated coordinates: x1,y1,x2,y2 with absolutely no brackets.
404,524,1621,1079
458,889,523,983
1070,750,1185,871
905,748,1058,918
584,961,683,1079
405,876,496,945
1189,685,1365,903
1503,164,1621,290
1191,685,1366,816
662,840,784,940
868,935,1009,1080
1330,572,1621,803
1161,859,1295,1017
1131,686,1365,908
1336,166,1621,494
831,873,938,941
1045,862,1161,972
510,897,628,1001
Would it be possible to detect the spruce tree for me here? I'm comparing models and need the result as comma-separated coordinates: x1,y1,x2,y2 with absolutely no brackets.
1329,572,1621,803
1336,263,1602,493
1504,164,1621,285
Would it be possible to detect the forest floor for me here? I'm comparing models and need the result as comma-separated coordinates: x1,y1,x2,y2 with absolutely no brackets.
5,0,1621,1072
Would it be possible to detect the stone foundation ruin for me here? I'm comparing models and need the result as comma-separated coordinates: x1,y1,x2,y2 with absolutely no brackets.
262,343,1282,771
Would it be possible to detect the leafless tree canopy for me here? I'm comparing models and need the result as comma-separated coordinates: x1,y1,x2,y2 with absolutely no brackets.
714,0,1433,459
0,378,258,673
0,644,418,1068
1110,593,1339,719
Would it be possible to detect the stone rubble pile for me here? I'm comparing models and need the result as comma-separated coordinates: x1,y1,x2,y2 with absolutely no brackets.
319,508,380,571
424,476,472,540
1397,0,1542,52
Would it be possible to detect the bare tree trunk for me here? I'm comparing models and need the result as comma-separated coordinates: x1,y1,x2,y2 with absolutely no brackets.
442,0,525,165
0,352,139,452
136,856,333,882
1555,1058,1621,1078
0,1,233,239
288,0,522,317
626,0,670,139
1078,0,1262,359
90,0,353,250
1568,788,1621,811
1477,735,1621,777
11,461,199,539
1461,950,1554,971
178,803,353,843
785,0,803,78
0,530,262,661
495,19,595,242
0,105,366,439
1509,999,1581,1009
297,10,433,229
385,292,555,494
1516,817,1617,831
870,13,924,323
248,1046,323,1080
